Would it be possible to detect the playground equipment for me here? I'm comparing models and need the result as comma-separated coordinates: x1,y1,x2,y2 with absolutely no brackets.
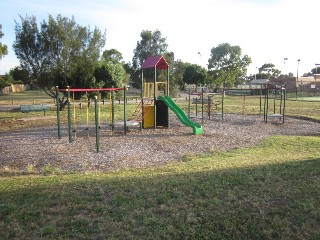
138,55,203,135
187,88,222,122
221,85,286,123
263,84,286,124
55,86,127,152
159,96,202,134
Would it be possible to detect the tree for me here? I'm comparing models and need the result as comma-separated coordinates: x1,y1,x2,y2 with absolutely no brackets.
0,24,8,60
132,29,168,69
208,43,251,88
258,63,281,78
131,29,169,87
171,59,188,90
311,66,320,75
182,64,208,87
13,15,106,107
102,49,124,63
10,66,31,84
95,49,129,99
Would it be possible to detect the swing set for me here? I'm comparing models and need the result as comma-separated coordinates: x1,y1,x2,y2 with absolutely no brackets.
55,86,127,152
220,84,286,123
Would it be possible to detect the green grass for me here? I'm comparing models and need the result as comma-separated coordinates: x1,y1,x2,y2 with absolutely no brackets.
0,90,140,132
1,91,320,132
1,136,320,239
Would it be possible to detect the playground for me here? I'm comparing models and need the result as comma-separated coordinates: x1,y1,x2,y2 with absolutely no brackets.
1,55,320,174
1,113,319,174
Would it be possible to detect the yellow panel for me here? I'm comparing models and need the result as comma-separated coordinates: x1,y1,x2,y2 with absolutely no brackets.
143,106,154,128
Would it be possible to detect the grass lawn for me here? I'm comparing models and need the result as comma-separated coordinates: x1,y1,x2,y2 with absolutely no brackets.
1,136,320,239
1,90,320,238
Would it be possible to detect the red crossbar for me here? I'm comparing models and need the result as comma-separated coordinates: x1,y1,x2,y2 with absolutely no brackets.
57,87,126,92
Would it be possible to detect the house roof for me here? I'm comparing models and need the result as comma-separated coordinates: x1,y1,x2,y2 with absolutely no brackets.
141,55,169,69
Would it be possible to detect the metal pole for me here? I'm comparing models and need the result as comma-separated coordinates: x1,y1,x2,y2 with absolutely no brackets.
201,88,204,124
94,96,99,153
111,90,115,131
67,86,72,143
280,87,283,114
259,89,262,117
266,86,269,123
273,88,276,114
124,87,127,134
167,67,170,128
141,69,144,130
222,89,225,121
315,64,319,96
56,86,61,139
195,97,198,116
296,59,300,100
283,87,286,124
263,86,267,122
154,66,157,129
188,89,191,118
208,96,211,120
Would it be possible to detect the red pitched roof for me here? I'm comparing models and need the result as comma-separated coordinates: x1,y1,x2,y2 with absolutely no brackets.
141,55,169,69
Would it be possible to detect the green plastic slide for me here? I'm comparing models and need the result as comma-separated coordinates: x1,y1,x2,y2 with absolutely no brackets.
158,96,203,135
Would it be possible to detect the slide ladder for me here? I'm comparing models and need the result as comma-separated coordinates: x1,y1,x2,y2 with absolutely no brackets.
158,96,203,135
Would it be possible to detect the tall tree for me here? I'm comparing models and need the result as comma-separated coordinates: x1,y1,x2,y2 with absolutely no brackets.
311,66,320,75
0,24,8,60
10,66,31,84
131,29,169,87
172,59,188,90
102,49,124,63
132,29,168,69
182,64,208,87
94,49,129,98
13,15,106,106
258,63,281,78
208,43,251,88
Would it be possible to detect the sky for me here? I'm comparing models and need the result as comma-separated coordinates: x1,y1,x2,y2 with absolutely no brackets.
0,0,319,76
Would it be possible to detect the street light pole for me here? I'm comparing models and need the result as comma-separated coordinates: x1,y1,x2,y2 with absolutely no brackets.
296,59,300,100
284,58,288,75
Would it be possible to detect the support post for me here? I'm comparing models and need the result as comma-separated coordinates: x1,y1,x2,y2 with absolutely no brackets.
94,96,100,153
124,87,127,134
188,89,191,118
111,90,115,131
259,89,262,117
141,69,144,129
56,86,61,139
167,68,170,128
67,86,72,143
283,87,286,124
154,66,157,129
201,88,204,124
222,89,225,121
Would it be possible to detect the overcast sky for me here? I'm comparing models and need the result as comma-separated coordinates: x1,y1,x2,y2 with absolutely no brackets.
0,0,319,76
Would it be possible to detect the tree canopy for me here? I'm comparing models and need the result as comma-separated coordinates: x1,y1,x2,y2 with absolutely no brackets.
130,29,169,87
132,29,168,70
0,24,8,60
208,43,251,88
258,63,281,78
182,64,208,87
95,49,129,91
13,14,106,101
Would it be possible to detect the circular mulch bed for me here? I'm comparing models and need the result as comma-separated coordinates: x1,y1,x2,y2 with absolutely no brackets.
0,114,319,174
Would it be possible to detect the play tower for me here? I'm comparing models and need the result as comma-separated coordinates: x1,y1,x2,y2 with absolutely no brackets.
140,55,170,129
